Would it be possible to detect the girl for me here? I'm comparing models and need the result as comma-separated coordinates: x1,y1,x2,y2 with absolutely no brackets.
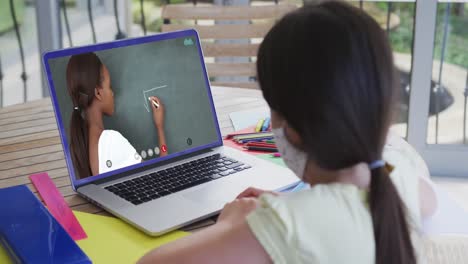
67,52,168,179
139,2,436,263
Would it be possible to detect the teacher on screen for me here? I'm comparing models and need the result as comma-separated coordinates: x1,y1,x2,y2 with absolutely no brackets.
66,52,168,179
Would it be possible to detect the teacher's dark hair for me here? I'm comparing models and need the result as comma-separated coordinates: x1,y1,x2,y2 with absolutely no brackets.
257,2,415,264
66,52,103,179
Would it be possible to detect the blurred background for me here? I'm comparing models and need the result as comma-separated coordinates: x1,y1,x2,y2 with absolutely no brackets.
0,0,467,174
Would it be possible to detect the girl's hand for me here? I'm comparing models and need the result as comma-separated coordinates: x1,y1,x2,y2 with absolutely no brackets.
217,198,259,226
236,187,279,199
149,96,164,129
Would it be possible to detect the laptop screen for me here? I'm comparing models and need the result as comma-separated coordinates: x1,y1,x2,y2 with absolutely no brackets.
43,30,222,188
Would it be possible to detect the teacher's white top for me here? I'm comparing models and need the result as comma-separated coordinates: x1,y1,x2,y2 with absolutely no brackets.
98,130,142,174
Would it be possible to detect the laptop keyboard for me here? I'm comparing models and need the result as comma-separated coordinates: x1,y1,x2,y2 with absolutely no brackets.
105,154,251,205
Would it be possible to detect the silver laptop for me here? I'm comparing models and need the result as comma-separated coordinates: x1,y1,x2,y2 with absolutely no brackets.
43,29,298,236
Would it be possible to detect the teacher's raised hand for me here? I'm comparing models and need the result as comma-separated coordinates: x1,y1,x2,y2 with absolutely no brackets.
149,96,168,157
149,96,165,130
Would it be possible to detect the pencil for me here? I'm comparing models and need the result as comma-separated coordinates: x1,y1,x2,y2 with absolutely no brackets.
243,146,278,152
261,117,270,132
226,131,269,139
234,133,274,141
245,142,277,148
255,119,265,132
238,137,274,144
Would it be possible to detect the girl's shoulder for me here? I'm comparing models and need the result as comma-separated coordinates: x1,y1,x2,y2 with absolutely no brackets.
247,186,375,263
259,183,370,223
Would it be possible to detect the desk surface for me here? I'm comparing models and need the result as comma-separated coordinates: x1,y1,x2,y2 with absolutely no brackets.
0,86,267,218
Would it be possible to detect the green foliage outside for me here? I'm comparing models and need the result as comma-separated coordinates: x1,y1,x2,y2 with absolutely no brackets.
1,0,464,68
132,0,186,32
0,0,25,34
433,5,468,68
375,3,467,68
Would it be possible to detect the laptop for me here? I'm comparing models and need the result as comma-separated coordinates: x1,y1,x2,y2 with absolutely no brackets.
43,29,298,236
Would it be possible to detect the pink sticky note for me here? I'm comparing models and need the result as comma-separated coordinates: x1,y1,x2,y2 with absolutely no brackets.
29,172,87,241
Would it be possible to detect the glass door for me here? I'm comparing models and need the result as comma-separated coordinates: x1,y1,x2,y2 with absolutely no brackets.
407,0,468,176
346,0,417,139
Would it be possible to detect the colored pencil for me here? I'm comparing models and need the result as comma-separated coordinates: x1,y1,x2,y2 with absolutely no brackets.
225,131,272,139
245,142,277,148
243,146,278,152
238,137,274,144
245,144,277,149
225,132,257,139
234,134,274,142
261,117,270,132
255,119,265,132
233,132,274,140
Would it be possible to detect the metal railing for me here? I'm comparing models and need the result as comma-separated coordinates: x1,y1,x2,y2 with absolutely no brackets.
464,73,468,143
1,0,467,146
114,0,127,39
61,0,73,46
1,0,130,108
0,55,3,108
8,0,28,103
434,2,451,144
358,1,467,144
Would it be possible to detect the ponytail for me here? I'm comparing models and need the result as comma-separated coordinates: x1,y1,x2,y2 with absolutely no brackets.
66,52,103,179
369,166,416,264
69,109,91,179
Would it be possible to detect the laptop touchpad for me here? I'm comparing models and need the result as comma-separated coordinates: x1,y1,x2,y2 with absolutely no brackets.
183,181,241,206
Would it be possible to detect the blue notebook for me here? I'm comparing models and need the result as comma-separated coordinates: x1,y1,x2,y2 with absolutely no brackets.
0,185,91,264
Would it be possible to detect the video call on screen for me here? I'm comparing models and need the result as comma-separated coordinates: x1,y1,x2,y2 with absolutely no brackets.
48,36,219,179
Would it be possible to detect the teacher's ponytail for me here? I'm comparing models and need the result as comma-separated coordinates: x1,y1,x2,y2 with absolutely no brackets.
66,53,103,179
70,103,91,179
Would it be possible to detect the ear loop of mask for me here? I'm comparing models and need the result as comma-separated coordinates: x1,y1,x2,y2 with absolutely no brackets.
272,126,309,180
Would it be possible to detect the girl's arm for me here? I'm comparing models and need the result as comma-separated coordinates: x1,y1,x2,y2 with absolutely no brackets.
138,198,271,264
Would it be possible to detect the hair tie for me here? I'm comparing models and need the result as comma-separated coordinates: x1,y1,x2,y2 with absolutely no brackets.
369,160,386,170
73,106,80,111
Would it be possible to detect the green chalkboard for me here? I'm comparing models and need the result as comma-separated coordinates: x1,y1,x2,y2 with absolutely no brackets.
48,36,219,176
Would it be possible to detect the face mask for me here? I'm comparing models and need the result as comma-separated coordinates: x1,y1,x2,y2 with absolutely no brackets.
272,127,308,179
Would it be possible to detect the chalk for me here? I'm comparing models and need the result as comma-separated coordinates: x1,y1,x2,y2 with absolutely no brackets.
148,97,159,108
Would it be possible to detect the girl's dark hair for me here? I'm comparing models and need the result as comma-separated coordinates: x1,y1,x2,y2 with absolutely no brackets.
66,52,103,179
257,2,415,264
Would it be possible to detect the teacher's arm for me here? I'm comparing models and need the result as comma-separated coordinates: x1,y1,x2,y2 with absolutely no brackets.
149,96,168,157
